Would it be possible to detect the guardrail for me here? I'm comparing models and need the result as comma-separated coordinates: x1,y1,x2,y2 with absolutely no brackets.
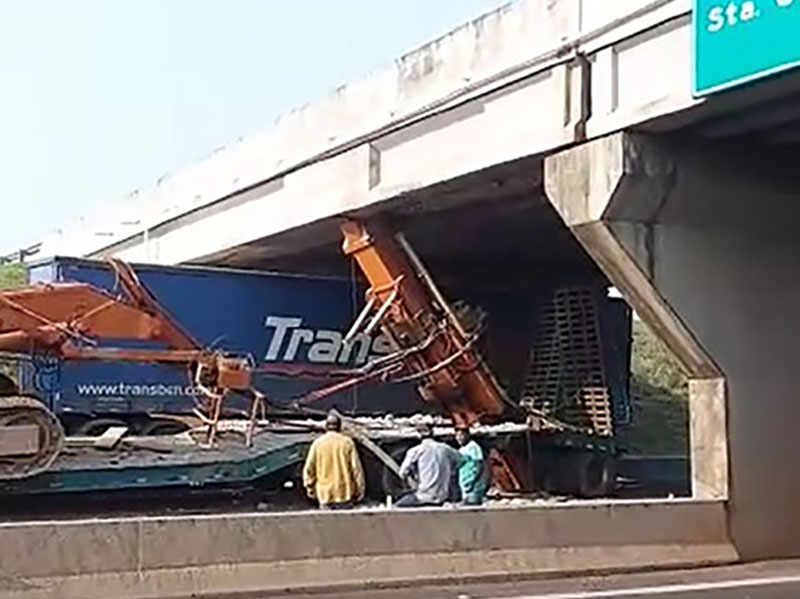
0,499,736,599
0,244,41,265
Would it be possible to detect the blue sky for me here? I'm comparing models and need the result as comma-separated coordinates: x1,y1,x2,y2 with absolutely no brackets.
0,0,507,253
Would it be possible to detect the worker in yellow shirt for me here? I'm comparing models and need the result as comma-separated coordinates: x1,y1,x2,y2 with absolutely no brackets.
302,412,366,509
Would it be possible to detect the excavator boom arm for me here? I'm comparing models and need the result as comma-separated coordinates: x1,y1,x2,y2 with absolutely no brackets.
0,274,253,392
0,259,198,357
341,219,509,426
0,283,179,354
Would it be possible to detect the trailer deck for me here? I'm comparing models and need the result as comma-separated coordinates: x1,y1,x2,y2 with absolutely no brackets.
0,429,311,495
0,417,581,496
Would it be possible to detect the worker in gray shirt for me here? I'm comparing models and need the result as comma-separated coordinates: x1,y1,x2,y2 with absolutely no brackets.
396,422,464,507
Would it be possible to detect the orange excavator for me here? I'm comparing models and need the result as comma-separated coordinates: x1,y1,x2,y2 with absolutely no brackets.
341,219,513,425
341,219,528,489
0,260,253,479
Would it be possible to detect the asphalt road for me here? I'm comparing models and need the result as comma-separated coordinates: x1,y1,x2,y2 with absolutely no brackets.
272,560,800,599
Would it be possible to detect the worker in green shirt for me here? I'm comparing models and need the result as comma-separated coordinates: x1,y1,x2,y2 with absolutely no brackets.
455,426,488,505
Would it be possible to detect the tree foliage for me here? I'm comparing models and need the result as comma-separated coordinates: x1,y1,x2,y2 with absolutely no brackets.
0,263,26,290
630,319,688,399
618,318,689,456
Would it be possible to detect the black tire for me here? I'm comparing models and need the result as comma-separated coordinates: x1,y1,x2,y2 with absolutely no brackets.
140,418,189,436
578,452,617,498
75,418,128,436
539,452,566,494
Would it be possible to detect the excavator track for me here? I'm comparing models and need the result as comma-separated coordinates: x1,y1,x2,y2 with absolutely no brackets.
0,396,64,480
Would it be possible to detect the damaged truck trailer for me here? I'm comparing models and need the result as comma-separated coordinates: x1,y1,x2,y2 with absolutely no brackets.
0,252,632,499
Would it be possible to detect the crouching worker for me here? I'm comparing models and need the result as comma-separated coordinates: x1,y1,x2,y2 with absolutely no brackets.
302,411,365,510
455,426,489,506
396,422,463,507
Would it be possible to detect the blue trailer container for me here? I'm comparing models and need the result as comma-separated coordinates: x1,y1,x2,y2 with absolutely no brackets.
22,257,424,430
16,257,632,435
0,257,634,497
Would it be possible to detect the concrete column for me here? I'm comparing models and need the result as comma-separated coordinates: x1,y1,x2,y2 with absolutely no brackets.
545,131,800,560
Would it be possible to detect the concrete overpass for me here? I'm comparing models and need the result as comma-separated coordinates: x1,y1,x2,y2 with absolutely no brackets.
41,0,704,265
41,0,800,269
20,0,800,587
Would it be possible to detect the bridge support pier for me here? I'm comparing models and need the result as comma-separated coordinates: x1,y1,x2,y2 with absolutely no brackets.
545,131,800,560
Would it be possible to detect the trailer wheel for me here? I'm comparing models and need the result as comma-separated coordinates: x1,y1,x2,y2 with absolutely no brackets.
578,452,617,498
75,418,128,436
140,418,189,436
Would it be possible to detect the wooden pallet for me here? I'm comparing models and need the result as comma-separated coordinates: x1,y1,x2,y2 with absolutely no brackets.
520,287,614,436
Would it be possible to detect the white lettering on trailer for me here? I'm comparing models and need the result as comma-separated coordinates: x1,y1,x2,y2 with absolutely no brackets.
264,316,391,365
307,330,342,363
264,316,303,360
371,334,394,356
284,328,315,361
338,332,371,364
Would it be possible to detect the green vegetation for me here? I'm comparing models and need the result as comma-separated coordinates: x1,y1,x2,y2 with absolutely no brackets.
618,318,689,456
630,319,688,398
0,262,26,290
0,262,26,388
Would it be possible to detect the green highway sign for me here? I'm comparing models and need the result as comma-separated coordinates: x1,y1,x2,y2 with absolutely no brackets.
694,0,800,96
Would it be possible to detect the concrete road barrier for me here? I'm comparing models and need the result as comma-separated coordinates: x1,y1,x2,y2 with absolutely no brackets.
0,499,738,599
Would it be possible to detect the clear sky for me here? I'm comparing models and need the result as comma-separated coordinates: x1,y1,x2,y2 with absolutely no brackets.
0,0,508,253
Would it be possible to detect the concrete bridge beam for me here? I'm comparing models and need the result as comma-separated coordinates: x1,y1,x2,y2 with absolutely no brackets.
545,131,800,560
